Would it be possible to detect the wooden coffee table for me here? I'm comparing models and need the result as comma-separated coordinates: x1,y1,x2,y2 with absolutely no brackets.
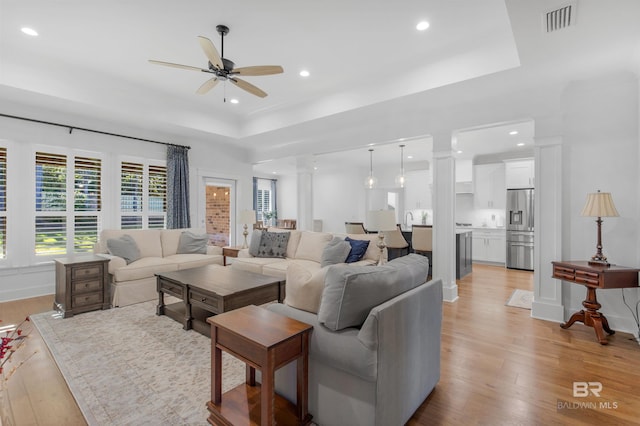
156,265,285,337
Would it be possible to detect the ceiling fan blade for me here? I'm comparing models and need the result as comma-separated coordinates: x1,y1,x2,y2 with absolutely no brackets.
197,36,223,69
148,60,205,72
196,78,219,95
232,65,284,76
230,77,268,98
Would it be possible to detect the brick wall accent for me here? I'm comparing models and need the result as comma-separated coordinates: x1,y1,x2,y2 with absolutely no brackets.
205,186,230,247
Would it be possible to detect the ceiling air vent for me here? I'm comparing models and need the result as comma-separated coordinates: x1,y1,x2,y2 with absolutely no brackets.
544,2,576,32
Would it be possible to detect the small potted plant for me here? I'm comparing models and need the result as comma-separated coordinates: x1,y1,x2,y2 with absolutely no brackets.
263,211,277,227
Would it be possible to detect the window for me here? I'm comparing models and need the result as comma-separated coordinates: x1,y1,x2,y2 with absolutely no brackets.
0,147,6,259
34,151,102,257
35,152,67,256
253,177,277,223
120,160,166,229
74,156,101,252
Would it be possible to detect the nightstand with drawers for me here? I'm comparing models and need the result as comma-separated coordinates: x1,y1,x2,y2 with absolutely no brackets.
54,255,110,318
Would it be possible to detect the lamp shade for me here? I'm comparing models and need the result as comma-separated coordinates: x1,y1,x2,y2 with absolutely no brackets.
580,191,619,217
366,210,396,232
238,209,257,225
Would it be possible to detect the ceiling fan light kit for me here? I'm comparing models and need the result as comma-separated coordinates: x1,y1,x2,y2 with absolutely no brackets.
149,24,283,99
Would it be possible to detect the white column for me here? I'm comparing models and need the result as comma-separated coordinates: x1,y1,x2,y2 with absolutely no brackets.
296,156,313,231
531,136,565,322
433,148,458,302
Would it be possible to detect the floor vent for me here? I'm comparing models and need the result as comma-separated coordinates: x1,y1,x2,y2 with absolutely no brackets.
544,3,576,32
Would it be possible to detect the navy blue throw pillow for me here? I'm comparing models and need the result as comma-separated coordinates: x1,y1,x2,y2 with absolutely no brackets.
345,237,370,263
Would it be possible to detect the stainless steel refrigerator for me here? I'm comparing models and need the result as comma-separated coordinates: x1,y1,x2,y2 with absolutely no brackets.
506,188,534,270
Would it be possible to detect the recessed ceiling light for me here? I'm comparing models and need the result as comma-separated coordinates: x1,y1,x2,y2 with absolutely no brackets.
299,70,310,77
457,150,463,154
230,98,239,104
509,130,519,135
272,171,277,175
517,142,525,146
416,21,430,31
407,155,414,159
21,27,38,36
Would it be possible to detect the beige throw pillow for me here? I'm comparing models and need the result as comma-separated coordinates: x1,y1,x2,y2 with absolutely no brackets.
284,263,328,314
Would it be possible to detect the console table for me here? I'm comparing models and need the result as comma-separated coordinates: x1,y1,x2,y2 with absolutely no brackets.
552,260,640,345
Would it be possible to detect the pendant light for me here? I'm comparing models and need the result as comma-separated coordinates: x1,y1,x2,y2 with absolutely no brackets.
364,148,378,189
395,144,406,188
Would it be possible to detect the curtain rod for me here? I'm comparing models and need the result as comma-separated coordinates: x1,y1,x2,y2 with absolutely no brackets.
0,113,191,150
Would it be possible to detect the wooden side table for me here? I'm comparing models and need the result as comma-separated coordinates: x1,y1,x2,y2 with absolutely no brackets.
207,305,313,425
54,255,110,318
552,260,640,344
222,246,242,266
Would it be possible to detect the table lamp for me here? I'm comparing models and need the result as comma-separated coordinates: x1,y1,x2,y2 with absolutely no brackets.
580,190,619,265
366,210,397,266
238,210,256,249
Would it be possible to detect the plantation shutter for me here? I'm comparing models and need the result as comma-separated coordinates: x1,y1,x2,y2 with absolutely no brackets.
148,164,167,229
121,162,143,229
35,152,67,256
74,156,101,252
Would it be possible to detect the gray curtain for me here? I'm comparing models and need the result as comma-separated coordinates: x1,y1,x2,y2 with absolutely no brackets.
166,145,191,229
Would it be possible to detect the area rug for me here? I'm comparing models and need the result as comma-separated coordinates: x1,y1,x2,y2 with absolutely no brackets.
30,300,245,425
505,289,533,310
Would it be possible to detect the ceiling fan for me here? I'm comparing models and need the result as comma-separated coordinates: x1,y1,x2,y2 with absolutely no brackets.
149,24,283,98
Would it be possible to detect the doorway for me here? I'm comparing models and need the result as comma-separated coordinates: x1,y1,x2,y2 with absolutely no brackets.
202,178,236,247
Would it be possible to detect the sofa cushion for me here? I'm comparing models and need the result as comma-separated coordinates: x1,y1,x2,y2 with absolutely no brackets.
321,237,351,267
267,228,301,258
112,257,179,282
284,264,329,314
232,257,287,275
106,235,141,264
344,237,371,263
176,231,208,254
267,303,377,382
248,230,263,257
318,254,430,331
294,231,333,262
263,259,321,279
100,229,162,258
257,231,290,258
164,253,223,270
347,233,382,263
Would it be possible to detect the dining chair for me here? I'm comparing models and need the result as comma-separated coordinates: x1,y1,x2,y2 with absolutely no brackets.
345,222,367,234
385,225,410,260
412,225,433,268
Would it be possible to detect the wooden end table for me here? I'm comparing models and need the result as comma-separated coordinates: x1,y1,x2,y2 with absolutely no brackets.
206,305,313,425
222,246,243,266
552,260,640,344
54,255,110,318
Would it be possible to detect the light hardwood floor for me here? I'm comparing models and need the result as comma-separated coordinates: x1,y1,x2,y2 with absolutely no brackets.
2,264,639,425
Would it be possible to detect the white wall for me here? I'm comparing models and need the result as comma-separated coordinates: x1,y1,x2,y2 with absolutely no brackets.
276,173,297,220
0,112,252,302
562,71,640,333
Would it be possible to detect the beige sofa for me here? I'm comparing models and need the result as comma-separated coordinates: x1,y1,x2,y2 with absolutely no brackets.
231,229,384,279
93,228,223,307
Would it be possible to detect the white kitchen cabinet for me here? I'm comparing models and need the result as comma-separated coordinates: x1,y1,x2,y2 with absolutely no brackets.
455,159,474,193
474,163,506,209
471,229,506,264
403,169,432,210
505,159,534,189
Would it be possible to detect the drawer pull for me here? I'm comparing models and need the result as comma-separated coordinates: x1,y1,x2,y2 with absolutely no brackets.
201,298,207,302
